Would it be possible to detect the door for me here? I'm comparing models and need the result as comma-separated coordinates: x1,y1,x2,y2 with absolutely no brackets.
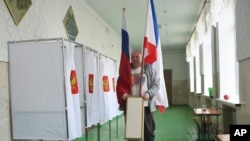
164,69,172,105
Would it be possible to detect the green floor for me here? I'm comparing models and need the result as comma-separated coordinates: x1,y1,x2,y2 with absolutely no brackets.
75,105,200,141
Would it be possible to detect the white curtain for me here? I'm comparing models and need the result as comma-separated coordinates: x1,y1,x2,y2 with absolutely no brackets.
84,49,121,126
105,57,120,120
190,33,198,57
98,55,120,122
64,41,82,139
84,48,99,127
98,55,108,122
186,43,192,62
210,0,229,26
196,11,206,46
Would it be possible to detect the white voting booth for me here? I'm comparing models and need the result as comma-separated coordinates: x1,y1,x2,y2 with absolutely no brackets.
8,38,85,140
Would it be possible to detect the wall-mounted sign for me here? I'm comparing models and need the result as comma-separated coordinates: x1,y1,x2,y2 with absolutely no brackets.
63,6,78,41
4,0,32,26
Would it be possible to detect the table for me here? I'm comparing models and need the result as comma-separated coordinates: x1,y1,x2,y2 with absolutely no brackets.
193,108,221,141
217,134,229,141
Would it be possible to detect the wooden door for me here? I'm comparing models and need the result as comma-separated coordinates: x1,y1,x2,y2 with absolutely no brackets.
164,69,172,105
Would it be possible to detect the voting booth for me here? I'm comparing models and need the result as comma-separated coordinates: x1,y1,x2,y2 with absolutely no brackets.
8,38,85,140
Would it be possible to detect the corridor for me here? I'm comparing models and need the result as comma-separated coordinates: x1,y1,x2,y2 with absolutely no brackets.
75,105,200,141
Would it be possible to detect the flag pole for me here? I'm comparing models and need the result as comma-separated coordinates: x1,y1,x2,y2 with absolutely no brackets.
139,41,146,97
139,0,148,97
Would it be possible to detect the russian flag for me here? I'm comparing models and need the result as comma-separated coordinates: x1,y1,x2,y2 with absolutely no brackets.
143,0,169,112
116,8,132,109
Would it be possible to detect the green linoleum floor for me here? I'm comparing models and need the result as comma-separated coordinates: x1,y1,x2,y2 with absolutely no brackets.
75,105,201,141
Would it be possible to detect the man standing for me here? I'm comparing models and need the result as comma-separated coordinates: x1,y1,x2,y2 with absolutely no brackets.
116,50,160,141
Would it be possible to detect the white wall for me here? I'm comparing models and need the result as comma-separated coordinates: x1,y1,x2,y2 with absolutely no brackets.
163,50,189,105
236,0,250,61
0,0,121,140
235,0,250,124
0,0,121,62
0,62,9,141
163,51,188,80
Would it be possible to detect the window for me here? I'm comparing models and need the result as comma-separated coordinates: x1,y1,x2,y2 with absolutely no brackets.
189,58,195,92
201,28,213,96
195,46,201,94
217,0,239,103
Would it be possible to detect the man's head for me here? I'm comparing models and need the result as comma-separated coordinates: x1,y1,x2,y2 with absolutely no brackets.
131,50,142,68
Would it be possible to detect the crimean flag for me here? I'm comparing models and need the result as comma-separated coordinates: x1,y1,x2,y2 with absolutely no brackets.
143,0,158,64
143,0,169,112
153,38,169,112
70,69,79,94
103,75,110,92
116,8,132,108
88,74,94,94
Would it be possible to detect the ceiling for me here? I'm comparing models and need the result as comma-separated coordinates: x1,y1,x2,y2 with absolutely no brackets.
84,0,206,51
